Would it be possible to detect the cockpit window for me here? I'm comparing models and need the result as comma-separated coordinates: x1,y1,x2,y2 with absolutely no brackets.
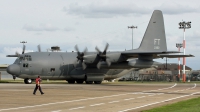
23,55,32,61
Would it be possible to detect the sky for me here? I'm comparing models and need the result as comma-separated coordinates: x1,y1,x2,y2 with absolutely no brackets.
0,0,200,70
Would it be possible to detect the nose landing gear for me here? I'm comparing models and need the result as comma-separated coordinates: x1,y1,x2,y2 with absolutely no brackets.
13,75,16,81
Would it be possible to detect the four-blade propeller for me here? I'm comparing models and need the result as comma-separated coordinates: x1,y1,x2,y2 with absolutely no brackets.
95,43,111,69
37,45,41,52
7,45,26,57
74,45,88,70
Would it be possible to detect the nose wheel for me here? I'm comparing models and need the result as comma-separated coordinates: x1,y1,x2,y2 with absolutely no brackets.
24,78,32,84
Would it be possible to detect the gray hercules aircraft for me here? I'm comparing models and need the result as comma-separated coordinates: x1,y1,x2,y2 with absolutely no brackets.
7,10,193,84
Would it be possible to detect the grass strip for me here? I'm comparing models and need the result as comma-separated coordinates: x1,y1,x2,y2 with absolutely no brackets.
143,97,200,112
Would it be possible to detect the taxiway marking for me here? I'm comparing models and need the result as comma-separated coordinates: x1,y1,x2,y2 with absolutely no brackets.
124,98,135,101
108,101,120,103
90,103,105,107
69,106,85,111
51,110,62,112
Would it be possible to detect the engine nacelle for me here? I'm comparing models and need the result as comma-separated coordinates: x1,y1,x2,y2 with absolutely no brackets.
83,53,125,64
83,54,98,64
128,59,161,68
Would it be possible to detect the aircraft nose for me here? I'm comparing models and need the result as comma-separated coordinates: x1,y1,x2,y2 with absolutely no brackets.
7,64,20,75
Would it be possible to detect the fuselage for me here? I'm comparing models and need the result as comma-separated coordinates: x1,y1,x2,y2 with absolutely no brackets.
7,52,133,81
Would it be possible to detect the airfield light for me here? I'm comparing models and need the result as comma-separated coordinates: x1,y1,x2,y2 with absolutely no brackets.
20,41,27,45
176,43,183,81
178,21,191,83
128,25,137,49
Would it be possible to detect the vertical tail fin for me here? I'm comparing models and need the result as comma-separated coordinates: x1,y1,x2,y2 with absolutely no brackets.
138,10,167,52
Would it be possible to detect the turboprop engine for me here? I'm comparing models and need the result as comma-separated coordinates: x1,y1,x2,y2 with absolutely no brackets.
75,43,126,69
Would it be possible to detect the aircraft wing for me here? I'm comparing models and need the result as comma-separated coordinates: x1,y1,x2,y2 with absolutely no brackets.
157,54,194,58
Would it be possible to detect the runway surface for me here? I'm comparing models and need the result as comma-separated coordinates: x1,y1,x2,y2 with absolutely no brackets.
0,82,200,112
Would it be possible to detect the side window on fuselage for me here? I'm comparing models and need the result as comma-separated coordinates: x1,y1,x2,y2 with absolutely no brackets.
50,68,55,72
23,63,29,68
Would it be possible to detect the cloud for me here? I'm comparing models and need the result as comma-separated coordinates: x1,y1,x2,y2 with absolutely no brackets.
63,2,200,18
63,27,75,32
2,47,34,55
156,2,200,15
192,30,200,39
187,30,200,46
23,23,59,31
64,2,151,18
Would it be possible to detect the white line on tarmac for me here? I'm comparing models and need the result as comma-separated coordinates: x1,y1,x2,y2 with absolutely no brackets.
119,94,193,112
90,103,105,107
51,110,62,112
143,83,177,92
108,101,120,103
69,106,85,111
0,83,177,111
1,89,29,91
157,93,164,95
124,98,135,101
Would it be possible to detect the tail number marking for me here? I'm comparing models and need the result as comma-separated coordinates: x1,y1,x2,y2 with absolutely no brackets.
154,39,160,49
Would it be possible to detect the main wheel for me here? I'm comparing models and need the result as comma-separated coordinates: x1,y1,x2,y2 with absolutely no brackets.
68,80,75,84
24,78,32,84
76,80,84,84
85,81,93,84
94,81,102,84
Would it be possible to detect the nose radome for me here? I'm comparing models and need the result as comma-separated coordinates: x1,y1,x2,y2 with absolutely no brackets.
7,64,20,75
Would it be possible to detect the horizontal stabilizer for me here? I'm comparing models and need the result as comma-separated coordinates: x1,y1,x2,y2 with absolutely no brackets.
158,54,194,58
122,51,180,55
6,55,18,57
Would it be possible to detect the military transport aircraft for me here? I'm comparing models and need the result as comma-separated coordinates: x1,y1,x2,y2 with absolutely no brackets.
6,10,194,84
